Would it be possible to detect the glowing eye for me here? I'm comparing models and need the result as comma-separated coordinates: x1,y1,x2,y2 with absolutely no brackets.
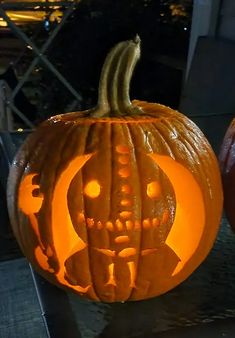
84,180,101,198
147,181,161,199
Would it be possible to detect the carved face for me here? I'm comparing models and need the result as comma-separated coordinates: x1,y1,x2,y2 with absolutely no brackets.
67,147,177,290
7,37,222,302
76,145,175,249
7,35,223,303
17,140,206,302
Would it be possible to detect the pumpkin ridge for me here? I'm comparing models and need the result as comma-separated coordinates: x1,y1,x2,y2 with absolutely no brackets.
108,123,116,301
39,124,80,271
162,117,210,188
127,123,146,300
155,117,222,270
81,124,101,300
121,123,143,301
219,130,235,173
151,121,175,157
17,127,64,257
11,136,39,251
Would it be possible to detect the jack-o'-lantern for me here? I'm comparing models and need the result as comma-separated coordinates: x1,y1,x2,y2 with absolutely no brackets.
7,36,223,302
219,118,235,231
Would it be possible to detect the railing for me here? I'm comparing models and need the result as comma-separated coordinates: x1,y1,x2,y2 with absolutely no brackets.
0,130,81,338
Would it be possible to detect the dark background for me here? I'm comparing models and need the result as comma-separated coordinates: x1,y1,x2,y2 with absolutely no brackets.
17,0,193,122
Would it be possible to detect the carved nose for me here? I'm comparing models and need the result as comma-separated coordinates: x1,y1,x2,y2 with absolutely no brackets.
116,145,133,220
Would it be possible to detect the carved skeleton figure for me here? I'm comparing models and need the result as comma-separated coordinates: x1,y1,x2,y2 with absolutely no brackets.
18,143,204,299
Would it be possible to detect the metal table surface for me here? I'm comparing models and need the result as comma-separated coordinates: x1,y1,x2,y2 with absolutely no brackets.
1,130,235,338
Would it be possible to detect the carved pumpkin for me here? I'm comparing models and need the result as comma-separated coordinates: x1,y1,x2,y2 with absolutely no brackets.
219,118,235,231
7,37,223,302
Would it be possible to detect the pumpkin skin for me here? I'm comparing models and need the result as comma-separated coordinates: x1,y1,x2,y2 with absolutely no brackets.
7,37,223,302
219,118,235,231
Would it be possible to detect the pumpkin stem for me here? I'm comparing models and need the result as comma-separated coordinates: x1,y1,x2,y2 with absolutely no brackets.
93,35,142,117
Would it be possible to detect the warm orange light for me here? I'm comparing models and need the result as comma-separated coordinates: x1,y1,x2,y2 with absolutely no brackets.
118,155,129,164
119,211,132,219
51,154,93,293
114,235,130,244
127,261,136,288
126,220,134,230
147,181,161,199
143,219,151,229
120,199,132,206
121,185,131,194
107,263,116,286
18,173,43,215
118,248,136,258
116,145,130,153
17,152,205,296
84,180,101,198
149,154,205,276
2,10,63,26
106,221,114,231
118,167,131,177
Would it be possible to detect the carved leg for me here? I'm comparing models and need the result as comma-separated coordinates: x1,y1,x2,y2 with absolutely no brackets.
127,261,136,288
106,263,117,286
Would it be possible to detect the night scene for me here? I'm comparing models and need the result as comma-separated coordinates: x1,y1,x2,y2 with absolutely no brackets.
1,1,235,338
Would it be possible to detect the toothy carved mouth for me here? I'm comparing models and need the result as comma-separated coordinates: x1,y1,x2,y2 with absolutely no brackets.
77,211,170,232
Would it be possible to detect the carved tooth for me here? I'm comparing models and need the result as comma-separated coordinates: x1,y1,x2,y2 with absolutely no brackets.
126,220,134,231
106,221,114,231
116,219,123,231
143,219,151,229
127,261,136,288
87,218,94,228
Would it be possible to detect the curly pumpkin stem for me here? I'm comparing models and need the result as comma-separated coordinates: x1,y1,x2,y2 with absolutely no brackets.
93,35,143,117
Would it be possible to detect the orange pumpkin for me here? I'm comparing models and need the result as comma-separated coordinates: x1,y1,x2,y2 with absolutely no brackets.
219,118,235,231
7,37,223,302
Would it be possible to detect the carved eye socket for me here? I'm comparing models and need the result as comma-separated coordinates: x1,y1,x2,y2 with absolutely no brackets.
84,180,101,198
147,181,161,199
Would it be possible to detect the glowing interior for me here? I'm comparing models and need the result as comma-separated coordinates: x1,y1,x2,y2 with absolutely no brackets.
18,173,43,215
118,155,130,164
118,167,131,178
116,145,130,153
120,199,132,206
18,149,205,293
149,154,205,276
147,181,161,199
121,184,132,194
114,235,130,243
50,154,93,293
84,180,101,198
